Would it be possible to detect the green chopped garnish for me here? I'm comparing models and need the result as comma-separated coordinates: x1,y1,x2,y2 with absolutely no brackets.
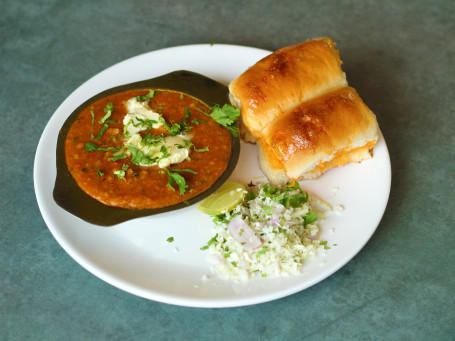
200,233,218,250
90,107,95,124
85,141,118,152
113,164,129,180
167,237,174,243
193,146,209,152
256,247,269,258
164,168,198,195
98,102,114,124
97,168,104,177
95,123,109,140
135,90,155,101
134,117,159,130
304,211,317,225
246,190,256,201
191,119,207,125
209,104,240,136
108,148,128,161
128,144,154,165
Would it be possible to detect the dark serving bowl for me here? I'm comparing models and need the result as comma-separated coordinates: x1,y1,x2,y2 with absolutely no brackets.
53,70,240,226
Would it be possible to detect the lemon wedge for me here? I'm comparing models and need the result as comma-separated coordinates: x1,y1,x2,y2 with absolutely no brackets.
197,181,246,215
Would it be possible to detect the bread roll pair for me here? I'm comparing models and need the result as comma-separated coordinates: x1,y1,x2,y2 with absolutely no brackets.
229,37,379,185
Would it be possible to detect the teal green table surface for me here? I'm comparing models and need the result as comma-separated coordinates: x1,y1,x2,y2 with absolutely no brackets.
1,0,454,340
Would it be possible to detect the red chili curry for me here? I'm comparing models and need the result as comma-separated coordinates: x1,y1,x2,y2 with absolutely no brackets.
65,89,231,209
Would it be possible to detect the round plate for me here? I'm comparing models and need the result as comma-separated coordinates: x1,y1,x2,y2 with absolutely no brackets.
34,44,391,308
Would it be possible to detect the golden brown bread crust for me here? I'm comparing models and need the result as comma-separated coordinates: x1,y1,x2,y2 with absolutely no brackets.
229,37,347,141
258,87,378,184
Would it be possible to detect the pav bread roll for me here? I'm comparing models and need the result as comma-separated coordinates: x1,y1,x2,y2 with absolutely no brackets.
229,37,347,142
257,87,379,185
229,37,379,184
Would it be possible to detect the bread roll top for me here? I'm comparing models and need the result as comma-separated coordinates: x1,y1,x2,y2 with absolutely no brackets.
259,86,378,181
229,37,347,140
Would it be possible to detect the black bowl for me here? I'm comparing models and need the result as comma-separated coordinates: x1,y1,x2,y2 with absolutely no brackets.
53,70,240,226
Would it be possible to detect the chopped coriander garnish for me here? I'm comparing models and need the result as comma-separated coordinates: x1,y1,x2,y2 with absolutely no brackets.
85,141,118,152
97,168,104,177
90,107,95,125
164,168,198,195
191,118,207,125
200,233,218,250
246,190,256,201
304,211,317,225
108,148,128,161
193,146,209,152
209,104,240,136
113,164,129,180
98,102,114,124
128,144,154,165
167,237,174,243
135,90,156,101
95,123,109,140
256,247,269,258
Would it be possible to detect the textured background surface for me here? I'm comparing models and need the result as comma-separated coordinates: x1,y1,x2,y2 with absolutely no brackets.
1,0,454,340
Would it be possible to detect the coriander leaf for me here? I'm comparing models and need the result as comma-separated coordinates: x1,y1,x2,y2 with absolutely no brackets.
164,168,198,195
85,141,118,152
113,164,129,180
246,190,256,201
165,170,187,195
167,237,174,243
136,90,155,101
256,247,269,258
209,104,240,136
287,192,309,208
97,168,104,177
99,102,114,124
104,119,119,124
108,148,128,161
191,119,207,125
95,123,109,140
90,107,95,125
193,146,209,152
304,211,318,225
200,233,218,250
168,168,198,174
104,102,115,112
184,106,192,121
128,144,154,165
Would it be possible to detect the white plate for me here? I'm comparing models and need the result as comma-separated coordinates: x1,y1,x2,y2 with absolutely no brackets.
34,44,391,308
